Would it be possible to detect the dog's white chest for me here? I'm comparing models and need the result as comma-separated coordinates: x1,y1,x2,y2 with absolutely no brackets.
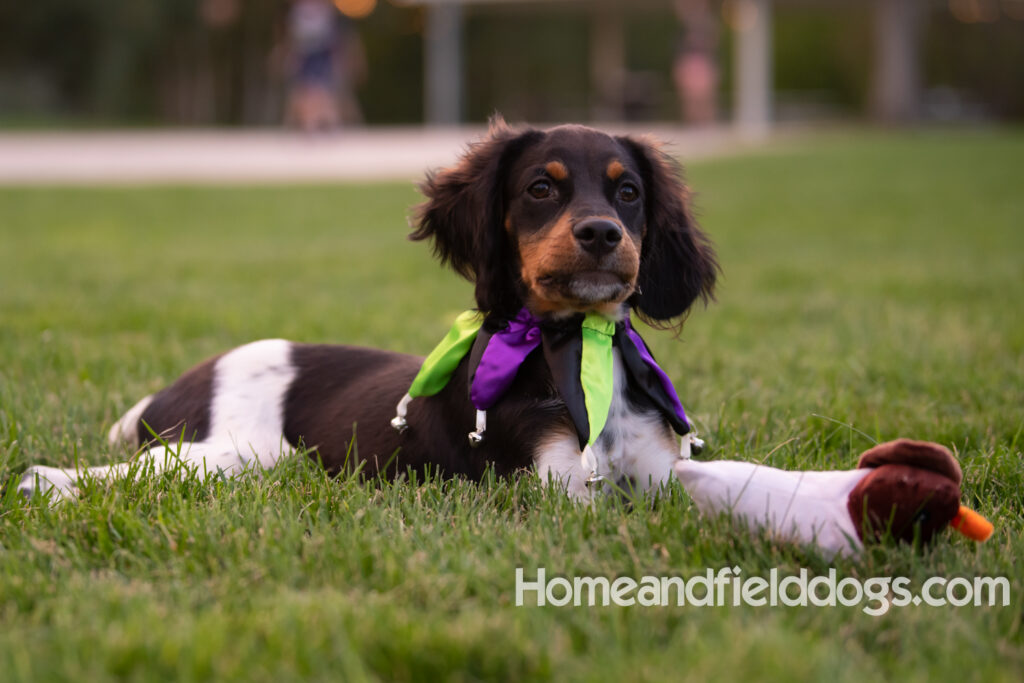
530,350,684,498
583,351,681,491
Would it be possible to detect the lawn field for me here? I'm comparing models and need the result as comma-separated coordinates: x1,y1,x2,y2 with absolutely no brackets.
1,130,1022,681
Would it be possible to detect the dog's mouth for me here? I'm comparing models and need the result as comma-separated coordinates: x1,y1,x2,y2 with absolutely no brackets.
535,269,635,306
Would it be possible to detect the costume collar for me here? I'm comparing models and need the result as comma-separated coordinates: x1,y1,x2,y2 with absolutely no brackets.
393,307,691,450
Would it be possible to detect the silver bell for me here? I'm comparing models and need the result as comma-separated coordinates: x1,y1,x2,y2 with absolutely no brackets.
391,415,408,433
689,434,705,455
467,409,487,448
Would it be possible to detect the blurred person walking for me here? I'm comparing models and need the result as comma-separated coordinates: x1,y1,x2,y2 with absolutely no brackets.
285,0,366,131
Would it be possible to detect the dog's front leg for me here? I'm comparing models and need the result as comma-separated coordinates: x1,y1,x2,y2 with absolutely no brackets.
533,432,593,501
620,422,684,495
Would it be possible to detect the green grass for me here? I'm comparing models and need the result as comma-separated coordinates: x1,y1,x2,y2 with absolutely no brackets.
1,129,1022,682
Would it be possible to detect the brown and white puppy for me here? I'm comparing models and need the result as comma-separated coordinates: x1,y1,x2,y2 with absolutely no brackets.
19,121,717,502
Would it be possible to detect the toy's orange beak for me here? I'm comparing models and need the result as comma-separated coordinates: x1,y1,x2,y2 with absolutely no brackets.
951,505,993,542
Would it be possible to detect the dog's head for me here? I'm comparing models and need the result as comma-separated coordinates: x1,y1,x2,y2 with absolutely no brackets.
412,119,718,327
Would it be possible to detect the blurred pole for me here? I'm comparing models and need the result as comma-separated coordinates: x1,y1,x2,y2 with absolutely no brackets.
733,0,772,138
869,0,924,123
425,3,463,125
590,6,625,121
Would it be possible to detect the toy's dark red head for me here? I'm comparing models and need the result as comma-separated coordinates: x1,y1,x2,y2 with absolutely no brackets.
847,439,991,546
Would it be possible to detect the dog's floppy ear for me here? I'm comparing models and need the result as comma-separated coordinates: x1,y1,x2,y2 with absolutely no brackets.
618,135,718,330
412,117,543,317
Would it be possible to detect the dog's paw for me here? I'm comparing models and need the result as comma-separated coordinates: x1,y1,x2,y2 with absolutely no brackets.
17,466,79,503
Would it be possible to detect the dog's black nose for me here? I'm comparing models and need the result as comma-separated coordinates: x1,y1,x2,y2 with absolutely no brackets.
573,219,622,256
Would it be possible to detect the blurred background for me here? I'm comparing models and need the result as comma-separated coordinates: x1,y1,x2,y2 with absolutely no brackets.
0,0,1021,181
1,0,1022,128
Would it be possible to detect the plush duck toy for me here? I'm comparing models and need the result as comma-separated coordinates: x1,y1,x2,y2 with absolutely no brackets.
674,439,993,557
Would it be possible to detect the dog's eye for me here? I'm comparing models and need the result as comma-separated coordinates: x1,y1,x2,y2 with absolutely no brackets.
618,183,640,203
528,180,552,199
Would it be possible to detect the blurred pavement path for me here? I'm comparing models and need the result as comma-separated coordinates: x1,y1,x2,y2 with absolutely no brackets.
0,125,755,185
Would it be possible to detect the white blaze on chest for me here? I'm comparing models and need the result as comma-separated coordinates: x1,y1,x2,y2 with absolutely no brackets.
587,351,680,487
535,349,684,498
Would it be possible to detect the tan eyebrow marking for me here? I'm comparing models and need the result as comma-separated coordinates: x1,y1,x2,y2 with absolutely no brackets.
606,160,625,180
545,161,569,181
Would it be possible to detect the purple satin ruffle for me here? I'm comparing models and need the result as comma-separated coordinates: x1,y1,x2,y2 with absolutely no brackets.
470,308,543,410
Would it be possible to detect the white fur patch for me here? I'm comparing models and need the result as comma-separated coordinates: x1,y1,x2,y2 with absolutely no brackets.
209,338,296,464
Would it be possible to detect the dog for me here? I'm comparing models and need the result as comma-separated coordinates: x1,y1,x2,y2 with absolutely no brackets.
18,121,717,502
